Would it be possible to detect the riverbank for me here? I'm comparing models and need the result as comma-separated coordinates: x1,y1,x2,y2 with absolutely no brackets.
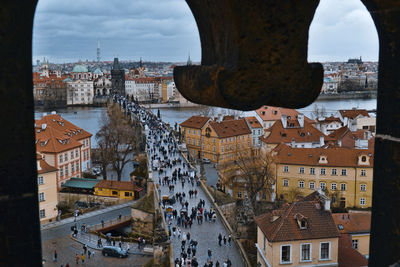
317,91,377,101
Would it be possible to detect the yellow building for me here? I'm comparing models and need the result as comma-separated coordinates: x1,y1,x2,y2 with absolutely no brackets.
94,180,143,200
37,154,59,224
332,212,371,257
255,191,340,267
180,116,211,159
274,144,374,208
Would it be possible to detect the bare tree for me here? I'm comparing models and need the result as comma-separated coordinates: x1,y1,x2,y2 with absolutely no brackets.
96,104,144,181
218,148,275,215
199,105,216,117
311,104,327,120
95,110,113,180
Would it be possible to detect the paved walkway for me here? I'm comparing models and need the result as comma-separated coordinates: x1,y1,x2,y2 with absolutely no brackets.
148,132,245,266
41,201,135,231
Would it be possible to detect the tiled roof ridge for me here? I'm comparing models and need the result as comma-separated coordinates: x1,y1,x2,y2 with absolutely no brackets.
270,202,296,241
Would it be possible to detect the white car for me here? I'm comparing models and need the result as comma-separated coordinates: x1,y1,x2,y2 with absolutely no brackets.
202,158,211,164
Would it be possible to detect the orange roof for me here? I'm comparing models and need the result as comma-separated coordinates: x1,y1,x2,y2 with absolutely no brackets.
332,212,371,234
35,124,82,154
255,194,339,242
338,234,368,267
244,116,263,128
329,126,349,140
318,115,342,123
273,144,374,167
260,120,332,144
36,114,92,141
180,116,210,129
255,105,300,122
37,158,58,174
339,109,370,119
209,118,251,138
95,180,142,191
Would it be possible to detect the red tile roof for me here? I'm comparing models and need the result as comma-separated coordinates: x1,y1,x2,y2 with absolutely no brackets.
95,180,142,191
255,106,300,122
318,115,342,123
260,120,332,144
209,118,251,138
35,124,82,154
339,109,370,119
338,234,368,267
37,158,58,174
245,117,263,128
36,114,92,141
255,194,339,242
180,116,210,129
332,212,371,234
273,144,374,167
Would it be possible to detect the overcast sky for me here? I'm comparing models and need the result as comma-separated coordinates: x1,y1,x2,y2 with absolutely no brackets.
33,0,379,63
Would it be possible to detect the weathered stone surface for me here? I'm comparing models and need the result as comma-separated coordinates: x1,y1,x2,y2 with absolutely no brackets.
174,0,323,110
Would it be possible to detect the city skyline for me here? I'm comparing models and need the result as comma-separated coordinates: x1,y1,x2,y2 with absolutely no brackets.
33,0,379,63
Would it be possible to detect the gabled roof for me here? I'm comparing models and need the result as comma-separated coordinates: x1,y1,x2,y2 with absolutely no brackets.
180,116,210,129
36,114,92,141
244,117,263,129
338,234,368,267
37,158,58,174
273,144,374,167
209,118,251,138
255,106,300,122
339,109,370,119
95,180,142,191
254,193,339,242
329,126,349,140
332,212,371,234
35,124,82,154
260,120,332,144
318,115,342,123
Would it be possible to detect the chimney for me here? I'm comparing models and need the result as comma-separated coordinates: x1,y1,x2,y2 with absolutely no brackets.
281,114,287,129
321,124,328,135
338,139,342,147
324,198,331,211
320,136,325,147
298,113,304,128
41,124,47,130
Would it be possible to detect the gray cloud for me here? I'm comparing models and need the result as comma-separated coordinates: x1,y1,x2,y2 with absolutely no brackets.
33,0,378,63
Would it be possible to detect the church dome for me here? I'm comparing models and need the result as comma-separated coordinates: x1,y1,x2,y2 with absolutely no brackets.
93,68,103,74
72,64,88,73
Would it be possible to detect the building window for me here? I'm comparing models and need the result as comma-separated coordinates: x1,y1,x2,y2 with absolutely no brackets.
71,151,74,159
75,149,79,158
331,183,337,191
309,182,315,189
124,192,130,197
360,198,366,205
360,184,366,192
283,166,289,173
76,162,79,172
299,181,304,188
280,245,292,264
320,182,326,190
263,236,266,252
331,168,337,175
60,168,64,177
361,169,366,176
340,183,347,191
71,163,75,173
299,167,304,174
237,191,242,198
309,168,315,175
320,242,330,260
352,239,359,250
39,209,46,218
65,165,69,176
64,153,68,161
300,243,311,262
198,140,201,146
39,192,45,202
59,155,63,163
188,129,191,134
283,179,289,187
38,176,44,185
187,138,190,145
320,168,326,175
112,191,118,195
341,169,347,176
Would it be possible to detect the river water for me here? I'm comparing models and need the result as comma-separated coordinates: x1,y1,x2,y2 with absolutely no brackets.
35,98,377,148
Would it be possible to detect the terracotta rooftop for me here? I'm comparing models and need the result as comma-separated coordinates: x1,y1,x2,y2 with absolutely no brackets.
318,115,342,123
260,120,333,144
244,116,263,128
255,193,339,242
255,105,300,121
329,126,349,140
180,116,210,129
332,212,371,234
37,158,58,174
95,180,142,192
35,124,82,154
209,118,251,138
36,114,92,141
338,234,368,267
339,109,370,119
273,144,374,167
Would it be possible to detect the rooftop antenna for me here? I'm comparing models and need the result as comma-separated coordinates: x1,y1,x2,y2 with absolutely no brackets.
97,40,101,62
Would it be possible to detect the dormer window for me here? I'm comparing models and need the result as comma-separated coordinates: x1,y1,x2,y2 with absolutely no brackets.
361,156,367,162
294,213,308,229
300,220,307,229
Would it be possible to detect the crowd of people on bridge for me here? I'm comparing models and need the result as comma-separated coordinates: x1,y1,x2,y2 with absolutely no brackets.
111,96,237,267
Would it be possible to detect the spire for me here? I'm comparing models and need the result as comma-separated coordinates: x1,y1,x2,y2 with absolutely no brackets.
113,57,120,70
139,57,143,68
187,52,192,66
97,40,101,62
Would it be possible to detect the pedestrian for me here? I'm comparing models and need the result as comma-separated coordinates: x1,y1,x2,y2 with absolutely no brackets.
87,250,91,259
218,233,222,246
75,254,79,265
207,248,212,262
53,249,57,262
83,244,87,254
101,220,104,228
223,236,227,245
216,261,220,267
81,253,85,264
228,235,232,247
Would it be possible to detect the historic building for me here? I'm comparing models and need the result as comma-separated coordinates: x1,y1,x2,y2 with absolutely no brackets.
66,63,94,105
94,75,112,96
273,144,374,208
111,57,125,95
33,73,68,108
244,116,263,147
180,115,211,159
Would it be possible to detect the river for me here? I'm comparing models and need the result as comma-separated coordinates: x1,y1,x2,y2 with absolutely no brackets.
35,98,377,147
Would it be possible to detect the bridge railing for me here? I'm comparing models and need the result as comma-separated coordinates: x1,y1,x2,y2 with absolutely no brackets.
86,215,131,232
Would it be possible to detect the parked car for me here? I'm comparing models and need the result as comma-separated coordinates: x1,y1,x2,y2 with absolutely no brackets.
102,246,128,258
202,158,211,164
